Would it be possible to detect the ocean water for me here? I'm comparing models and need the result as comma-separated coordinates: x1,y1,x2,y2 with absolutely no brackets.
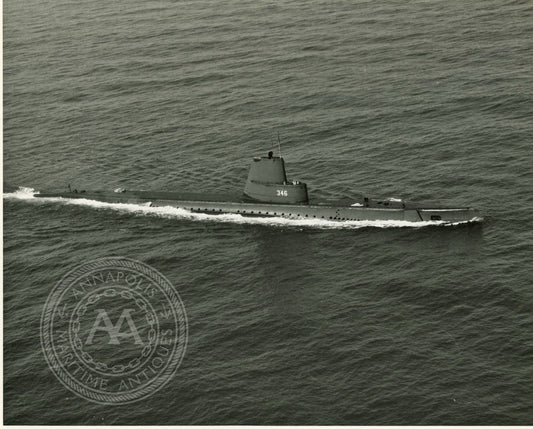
3,0,533,424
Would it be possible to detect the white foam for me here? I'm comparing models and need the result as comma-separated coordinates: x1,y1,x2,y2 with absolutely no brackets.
4,187,38,198
4,187,476,230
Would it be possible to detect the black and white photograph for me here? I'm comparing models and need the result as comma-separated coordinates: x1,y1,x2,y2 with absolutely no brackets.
3,0,532,425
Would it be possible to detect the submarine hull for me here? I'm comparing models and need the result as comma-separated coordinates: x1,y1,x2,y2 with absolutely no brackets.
34,190,480,224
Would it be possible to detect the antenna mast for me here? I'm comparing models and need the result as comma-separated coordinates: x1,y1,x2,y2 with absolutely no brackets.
277,132,282,158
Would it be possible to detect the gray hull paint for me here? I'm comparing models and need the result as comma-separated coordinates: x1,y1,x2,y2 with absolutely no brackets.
35,190,480,224
152,200,479,223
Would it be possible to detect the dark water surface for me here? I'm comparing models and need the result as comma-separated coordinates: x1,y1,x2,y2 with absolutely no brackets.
4,0,533,424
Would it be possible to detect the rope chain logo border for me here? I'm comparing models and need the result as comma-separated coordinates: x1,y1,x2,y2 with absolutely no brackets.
40,257,188,405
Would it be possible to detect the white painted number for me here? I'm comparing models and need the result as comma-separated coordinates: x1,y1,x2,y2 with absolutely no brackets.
276,190,288,197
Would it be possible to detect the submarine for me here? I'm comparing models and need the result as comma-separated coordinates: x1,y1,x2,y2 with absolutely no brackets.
34,150,480,224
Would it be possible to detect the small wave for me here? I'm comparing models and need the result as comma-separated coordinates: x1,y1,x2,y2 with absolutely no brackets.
3,187,473,230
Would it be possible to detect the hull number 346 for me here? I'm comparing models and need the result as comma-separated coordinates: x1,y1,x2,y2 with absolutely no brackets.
276,190,288,197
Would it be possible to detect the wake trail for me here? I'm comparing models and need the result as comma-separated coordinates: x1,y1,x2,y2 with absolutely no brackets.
4,187,472,230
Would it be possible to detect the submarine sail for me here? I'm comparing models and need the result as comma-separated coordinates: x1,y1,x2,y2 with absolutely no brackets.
243,151,308,204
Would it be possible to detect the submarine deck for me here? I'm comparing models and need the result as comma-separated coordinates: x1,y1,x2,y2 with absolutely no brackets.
36,189,469,210
34,188,480,223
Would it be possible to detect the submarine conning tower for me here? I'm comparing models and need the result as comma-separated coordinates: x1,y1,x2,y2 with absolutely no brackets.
243,151,309,204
